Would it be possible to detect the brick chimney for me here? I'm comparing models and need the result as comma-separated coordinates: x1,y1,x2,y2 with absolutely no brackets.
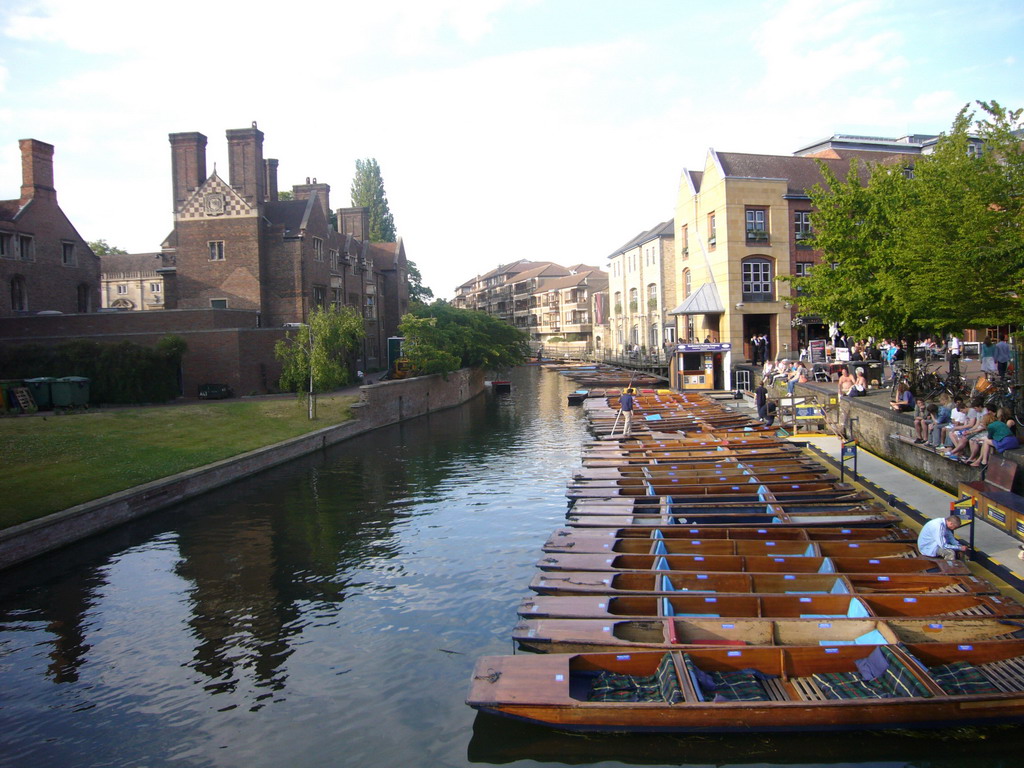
19,139,56,203
264,158,279,202
169,132,207,211
226,122,265,204
293,177,331,220
338,206,370,240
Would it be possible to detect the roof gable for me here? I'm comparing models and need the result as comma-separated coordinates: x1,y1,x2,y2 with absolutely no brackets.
176,171,255,221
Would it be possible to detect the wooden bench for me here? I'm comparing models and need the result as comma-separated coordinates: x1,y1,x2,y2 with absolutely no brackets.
958,456,1024,543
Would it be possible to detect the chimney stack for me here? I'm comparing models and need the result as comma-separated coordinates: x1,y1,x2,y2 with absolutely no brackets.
226,122,265,204
292,178,331,220
169,132,208,211
19,139,56,203
338,207,370,240
264,158,279,202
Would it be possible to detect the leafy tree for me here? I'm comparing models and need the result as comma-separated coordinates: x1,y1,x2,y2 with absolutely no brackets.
88,239,127,256
277,190,295,201
350,158,396,242
275,305,365,395
398,302,530,376
406,259,434,304
792,100,1024,338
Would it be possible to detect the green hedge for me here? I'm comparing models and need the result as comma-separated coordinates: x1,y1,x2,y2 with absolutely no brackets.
0,336,185,404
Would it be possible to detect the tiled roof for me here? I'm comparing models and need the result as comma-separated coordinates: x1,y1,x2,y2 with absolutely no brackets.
100,252,173,274
607,219,674,259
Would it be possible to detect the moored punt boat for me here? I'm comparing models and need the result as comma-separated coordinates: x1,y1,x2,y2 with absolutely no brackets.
517,593,1024,620
511,616,1024,654
542,525,918,550
543,536,920,557
529,571,998,596
568,482,858,502
534,555,966,578
565,503,897,528
466,640,1024,732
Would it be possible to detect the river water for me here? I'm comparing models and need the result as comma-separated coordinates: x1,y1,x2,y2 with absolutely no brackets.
0,366,1019,767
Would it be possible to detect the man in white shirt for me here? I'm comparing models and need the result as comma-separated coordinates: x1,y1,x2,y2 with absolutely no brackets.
917,515,968,562
947,335,961,375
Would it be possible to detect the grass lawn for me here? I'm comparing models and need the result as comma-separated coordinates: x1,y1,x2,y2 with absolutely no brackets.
2,394,359,530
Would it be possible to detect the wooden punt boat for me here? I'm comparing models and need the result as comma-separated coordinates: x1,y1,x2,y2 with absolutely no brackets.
542,525,918,550
517,593,1024,620
511,616,1024,654
567,390,590,405
534,555,965,578
540,539,923,558
568,482,857,502
466,640,1024,732
528,571,998,596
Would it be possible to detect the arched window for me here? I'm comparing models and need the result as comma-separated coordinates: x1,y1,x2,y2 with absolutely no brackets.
630,324,639,344
649,324,659,348
741,257,774,301
646,283,658,311
613,291,622,313
628,288,638,313
683,269,691,297
10,276,26,311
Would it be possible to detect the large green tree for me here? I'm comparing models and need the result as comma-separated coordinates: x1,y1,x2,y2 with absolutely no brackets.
406,259,434,304
398,302,529,376
792,101,1024,339
275,305,365,396
88,239,127,256
350,158,397,242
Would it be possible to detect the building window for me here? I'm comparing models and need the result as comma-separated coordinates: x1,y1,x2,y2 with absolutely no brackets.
680,225,688,257
10,276,27,311
18,235,33,261
794,261,813,294
209,241,225,261
708,213,716,247
329,249,340,270
62,242,76,266
210,298,228,309
647,283,658,311
0,232,11,258
628,288,638,313
116,284,128,295
741,257,774,300
794,211,813,245
683,269,691,297
745,207,768,243
312,285,327,308
332,288,342,309
151,282,162,292
313,237,324,261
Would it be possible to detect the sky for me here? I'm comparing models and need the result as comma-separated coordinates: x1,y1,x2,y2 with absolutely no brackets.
1,0,1022,299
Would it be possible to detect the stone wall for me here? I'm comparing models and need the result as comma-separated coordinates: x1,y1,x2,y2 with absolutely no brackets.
0,368,486,569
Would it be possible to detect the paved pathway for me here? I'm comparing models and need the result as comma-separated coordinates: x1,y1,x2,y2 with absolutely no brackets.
804,435,1024,584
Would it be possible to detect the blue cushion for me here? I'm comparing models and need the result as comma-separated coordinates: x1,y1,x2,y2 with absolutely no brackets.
847,599,870,618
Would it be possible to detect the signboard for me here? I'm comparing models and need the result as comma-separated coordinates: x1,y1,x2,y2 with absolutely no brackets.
840,440,857,481
809,339,826,364
676,343,731,353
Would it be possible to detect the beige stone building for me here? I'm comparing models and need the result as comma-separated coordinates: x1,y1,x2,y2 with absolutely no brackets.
605,220,675,354
672,149,886,364
100,252,173,310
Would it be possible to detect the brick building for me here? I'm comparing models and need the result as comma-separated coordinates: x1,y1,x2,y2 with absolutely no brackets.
0,139,101,317
163,124,409,369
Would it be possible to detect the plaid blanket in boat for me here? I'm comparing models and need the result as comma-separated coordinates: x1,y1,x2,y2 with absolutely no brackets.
588,654,683,703
813,648,931,700
927,661,1000,696
683,653,772,702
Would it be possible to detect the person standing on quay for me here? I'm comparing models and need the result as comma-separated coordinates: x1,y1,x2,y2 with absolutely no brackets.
994,335,1012,379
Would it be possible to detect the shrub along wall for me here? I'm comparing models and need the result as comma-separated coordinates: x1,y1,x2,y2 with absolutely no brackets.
0,339,183,404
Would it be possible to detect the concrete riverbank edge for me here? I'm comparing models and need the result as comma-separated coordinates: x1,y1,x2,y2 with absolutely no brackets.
0,368,486,570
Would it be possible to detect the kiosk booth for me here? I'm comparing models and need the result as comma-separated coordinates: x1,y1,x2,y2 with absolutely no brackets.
670,343,732,391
